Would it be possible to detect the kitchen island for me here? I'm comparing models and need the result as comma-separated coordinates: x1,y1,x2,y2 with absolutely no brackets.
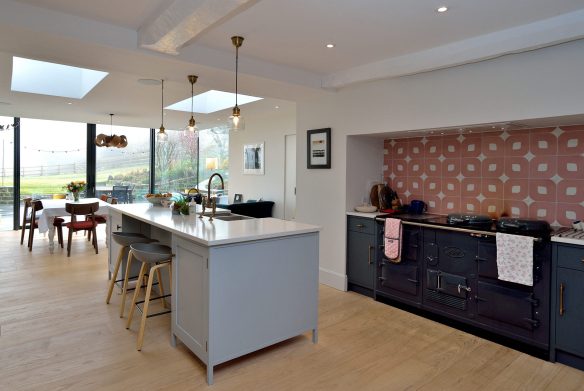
107,203,320,384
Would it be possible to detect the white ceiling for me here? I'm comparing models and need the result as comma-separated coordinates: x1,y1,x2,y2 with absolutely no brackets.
0,0,583,129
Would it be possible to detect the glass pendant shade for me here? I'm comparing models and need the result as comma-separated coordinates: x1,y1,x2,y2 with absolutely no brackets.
157,126,168,142
188,116,196,132
227,107,245,131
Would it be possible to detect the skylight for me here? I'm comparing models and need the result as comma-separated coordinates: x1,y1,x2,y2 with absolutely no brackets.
166,90,263,114
11,57,108,99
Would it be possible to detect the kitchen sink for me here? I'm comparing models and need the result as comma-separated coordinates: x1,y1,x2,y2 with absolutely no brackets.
213,214,252,221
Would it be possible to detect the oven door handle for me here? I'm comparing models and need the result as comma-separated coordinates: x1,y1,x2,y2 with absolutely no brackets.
559,283,565,316
457,284,471,294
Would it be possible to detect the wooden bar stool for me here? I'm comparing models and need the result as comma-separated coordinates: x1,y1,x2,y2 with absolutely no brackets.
125,243,173,351
106,232,156,306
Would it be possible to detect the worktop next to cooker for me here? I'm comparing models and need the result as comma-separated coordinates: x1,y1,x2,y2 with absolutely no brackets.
346,211,573,238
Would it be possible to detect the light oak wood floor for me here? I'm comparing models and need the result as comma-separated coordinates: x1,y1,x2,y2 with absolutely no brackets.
1,228,583,390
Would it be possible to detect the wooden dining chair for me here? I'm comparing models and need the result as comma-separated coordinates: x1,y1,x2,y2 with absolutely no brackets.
64,202,100,257
24,199,42,250
20,197,36,246
87,195,117,242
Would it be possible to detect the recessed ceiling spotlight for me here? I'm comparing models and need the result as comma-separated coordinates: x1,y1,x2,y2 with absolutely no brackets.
436,6,448,13
274,105,280,109
326,43,335,48
67,102,72,105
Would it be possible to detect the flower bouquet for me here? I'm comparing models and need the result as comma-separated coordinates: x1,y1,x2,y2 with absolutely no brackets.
63,180,86,201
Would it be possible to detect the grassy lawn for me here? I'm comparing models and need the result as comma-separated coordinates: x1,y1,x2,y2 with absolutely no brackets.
2,164,148,196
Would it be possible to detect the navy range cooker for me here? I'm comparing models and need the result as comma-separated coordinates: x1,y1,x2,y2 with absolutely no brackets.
375,213,552,351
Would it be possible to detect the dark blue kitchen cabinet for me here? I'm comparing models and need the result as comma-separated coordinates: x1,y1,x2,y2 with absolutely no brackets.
551,243,584,370
347,216,377,297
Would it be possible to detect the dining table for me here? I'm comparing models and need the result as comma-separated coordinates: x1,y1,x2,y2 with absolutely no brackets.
37,198,110,253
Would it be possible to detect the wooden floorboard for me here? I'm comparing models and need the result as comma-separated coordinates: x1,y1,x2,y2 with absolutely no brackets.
0,229,583,390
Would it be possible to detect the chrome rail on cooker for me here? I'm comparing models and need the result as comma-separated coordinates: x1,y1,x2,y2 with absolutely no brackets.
375,217,542,241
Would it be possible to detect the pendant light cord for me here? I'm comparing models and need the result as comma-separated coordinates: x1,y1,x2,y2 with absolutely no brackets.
191,79,194,116
109,114,113,136
235,45,239,108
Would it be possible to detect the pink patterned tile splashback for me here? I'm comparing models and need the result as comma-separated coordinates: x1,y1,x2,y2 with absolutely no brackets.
383,126,584,226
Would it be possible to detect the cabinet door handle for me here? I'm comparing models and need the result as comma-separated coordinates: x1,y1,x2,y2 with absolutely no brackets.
116,224,122,230
368,245,373,265
355,224,365,228
559,283,565,316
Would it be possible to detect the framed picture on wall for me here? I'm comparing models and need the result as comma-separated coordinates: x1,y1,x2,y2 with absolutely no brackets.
243,142,265,175
307,128,331,169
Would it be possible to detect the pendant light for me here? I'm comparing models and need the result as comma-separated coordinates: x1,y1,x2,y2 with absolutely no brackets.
187,75,198,133
157,79,168,143
95,113,127,148
227,36,245,131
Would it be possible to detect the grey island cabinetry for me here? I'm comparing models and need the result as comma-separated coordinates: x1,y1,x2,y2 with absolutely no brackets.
551,242,584,370
108,204,320,384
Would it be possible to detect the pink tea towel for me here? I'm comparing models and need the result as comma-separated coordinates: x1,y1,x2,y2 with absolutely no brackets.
384,218,403,263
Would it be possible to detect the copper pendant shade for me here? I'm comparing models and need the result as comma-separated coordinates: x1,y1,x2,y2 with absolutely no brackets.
95,114,127,148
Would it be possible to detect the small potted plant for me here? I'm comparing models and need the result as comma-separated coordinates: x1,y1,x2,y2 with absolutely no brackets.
171,195,189,215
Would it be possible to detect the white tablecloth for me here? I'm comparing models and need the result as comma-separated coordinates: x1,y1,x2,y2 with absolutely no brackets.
38,198,110,233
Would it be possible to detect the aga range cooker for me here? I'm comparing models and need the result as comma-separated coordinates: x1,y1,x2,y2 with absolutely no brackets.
375,213,552,351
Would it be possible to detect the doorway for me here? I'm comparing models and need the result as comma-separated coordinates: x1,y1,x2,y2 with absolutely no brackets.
284,134,296,220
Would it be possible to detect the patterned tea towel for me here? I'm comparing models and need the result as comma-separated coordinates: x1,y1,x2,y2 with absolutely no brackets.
496,232,534,286
384,218,403,263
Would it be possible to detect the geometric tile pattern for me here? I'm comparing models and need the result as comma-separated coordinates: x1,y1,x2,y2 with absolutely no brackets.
383,125,584,226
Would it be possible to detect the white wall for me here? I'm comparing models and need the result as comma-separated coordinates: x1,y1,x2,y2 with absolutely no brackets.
296,39,584,291
228,105,296,219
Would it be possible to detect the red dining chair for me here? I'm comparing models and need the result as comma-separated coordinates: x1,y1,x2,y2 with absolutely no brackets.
65,202,100,257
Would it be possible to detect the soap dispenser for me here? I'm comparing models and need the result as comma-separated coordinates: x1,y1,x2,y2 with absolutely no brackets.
188,198,196,215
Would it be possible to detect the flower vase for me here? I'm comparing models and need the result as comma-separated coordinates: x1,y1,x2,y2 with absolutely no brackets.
72,192,80,202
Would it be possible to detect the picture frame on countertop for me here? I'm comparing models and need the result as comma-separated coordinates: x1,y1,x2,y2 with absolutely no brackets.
234,193,243,203
307,128,331,169
243,142,265,175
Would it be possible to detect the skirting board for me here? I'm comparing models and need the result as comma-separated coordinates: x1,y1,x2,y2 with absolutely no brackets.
319,267,347,291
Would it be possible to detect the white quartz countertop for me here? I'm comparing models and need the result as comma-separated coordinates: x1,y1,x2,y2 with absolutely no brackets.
346,211,387,219
110,203,320,246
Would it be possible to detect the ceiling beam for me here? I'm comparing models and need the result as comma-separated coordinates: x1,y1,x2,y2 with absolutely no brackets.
138,0,258,55
322,9,584,89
